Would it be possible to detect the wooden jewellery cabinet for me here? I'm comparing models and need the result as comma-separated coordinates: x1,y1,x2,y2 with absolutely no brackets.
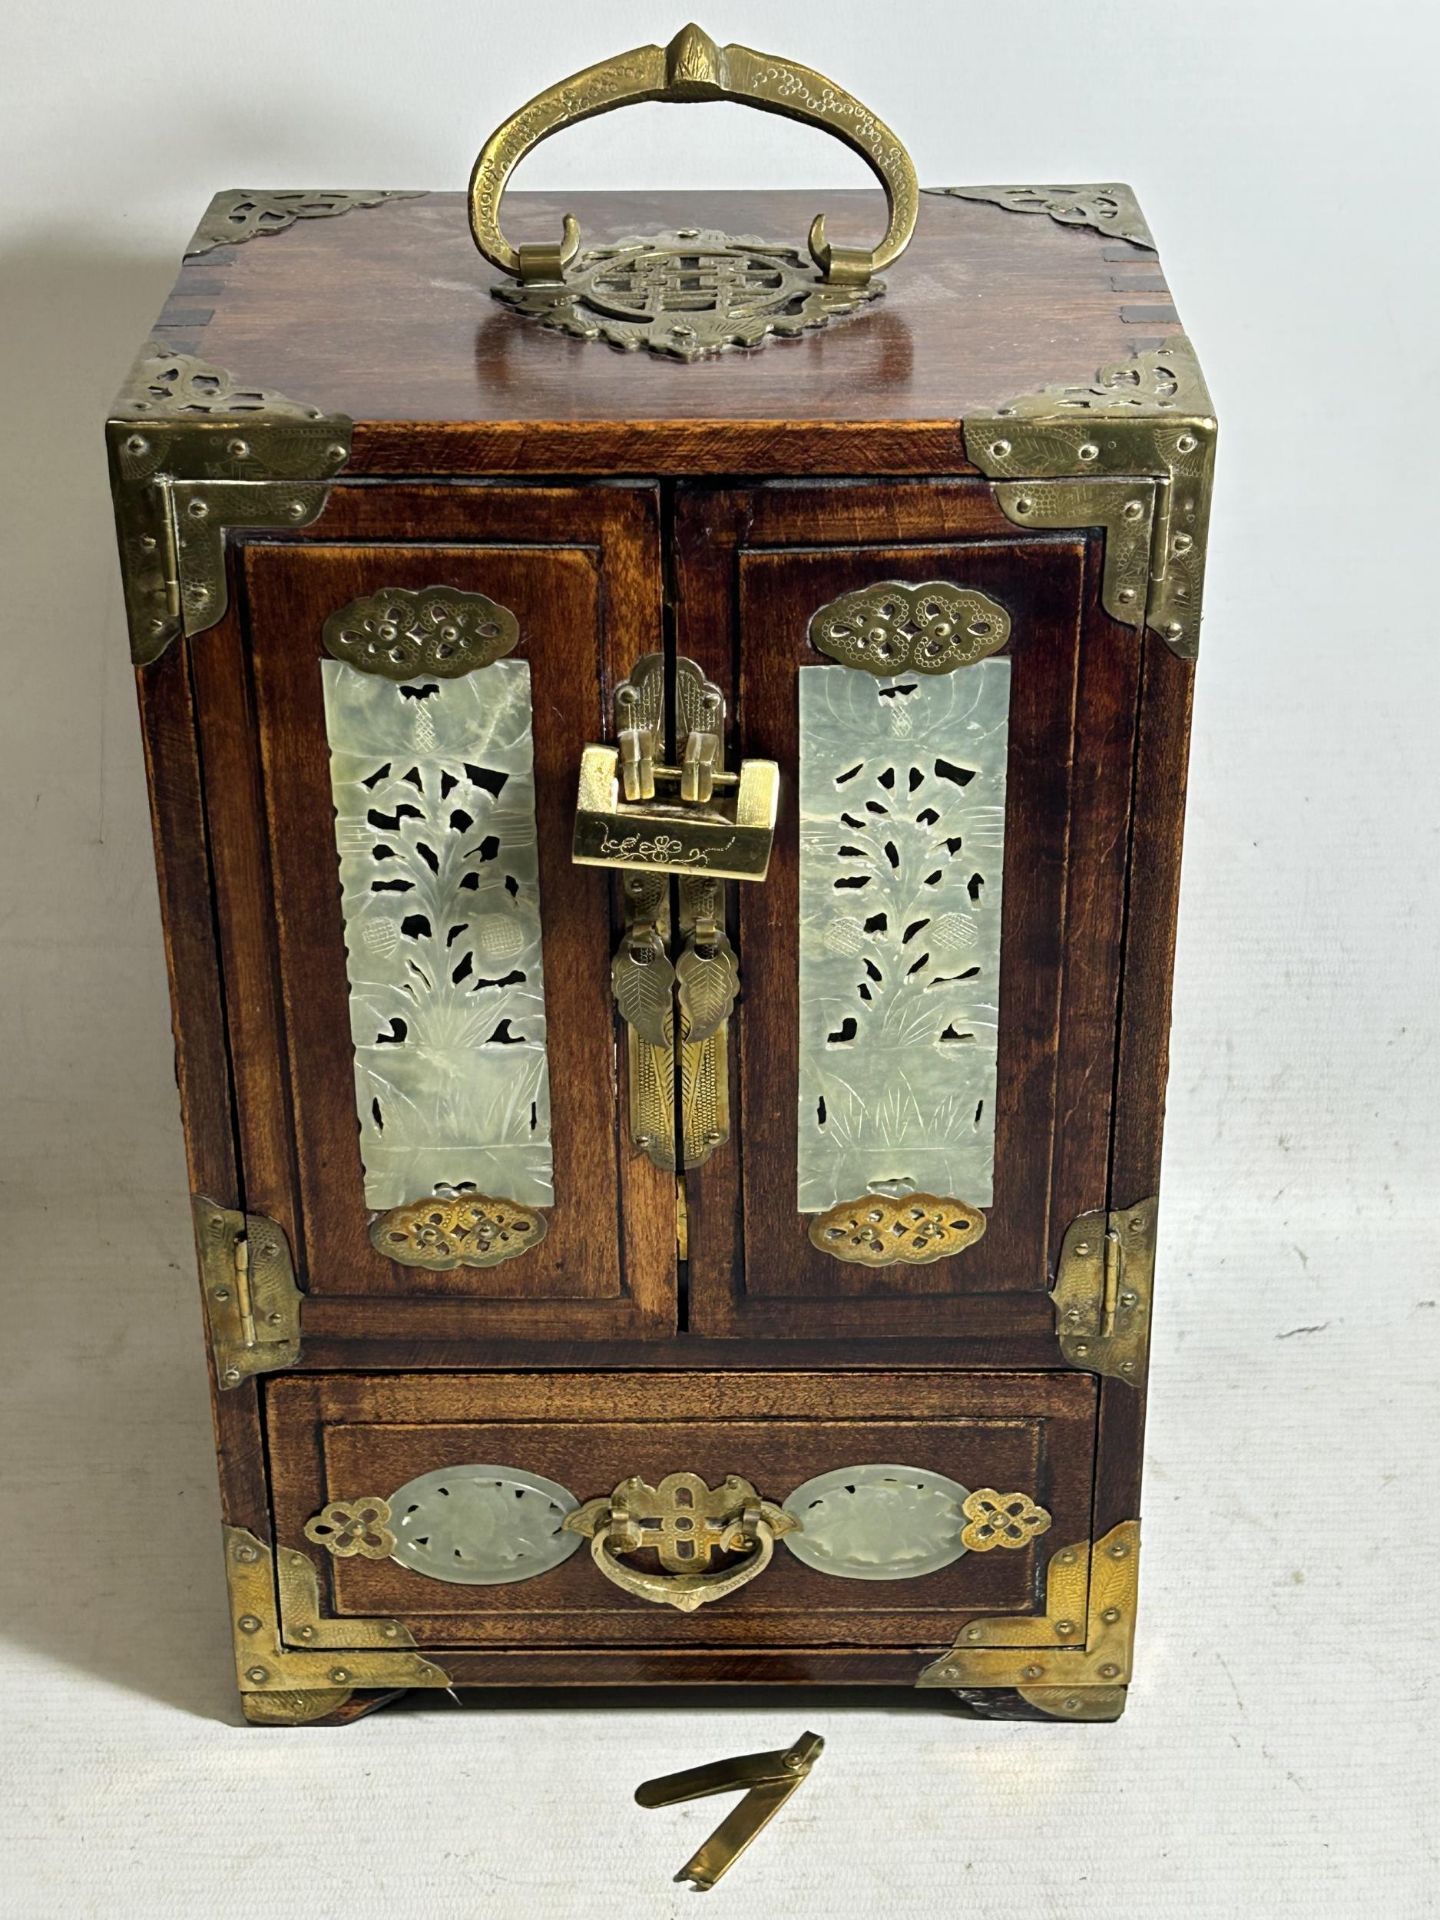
108,30,1214,1726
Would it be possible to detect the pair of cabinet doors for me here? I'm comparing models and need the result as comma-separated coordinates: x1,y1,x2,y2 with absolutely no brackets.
187,477,1140,1360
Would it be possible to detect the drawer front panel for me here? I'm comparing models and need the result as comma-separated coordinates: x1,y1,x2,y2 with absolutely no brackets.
267,1372,1097,1650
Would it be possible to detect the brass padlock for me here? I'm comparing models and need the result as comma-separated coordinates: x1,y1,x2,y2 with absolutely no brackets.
572,654,778,882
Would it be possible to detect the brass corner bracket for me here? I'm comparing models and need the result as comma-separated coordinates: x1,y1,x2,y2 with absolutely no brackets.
925,182,1156,251
916,1520,1140,1721
224,1527,449,1725
1053,1197,1156,1384
108,342,350,665
966,336,1215,660
185,189,424,256
192,1197,303,1388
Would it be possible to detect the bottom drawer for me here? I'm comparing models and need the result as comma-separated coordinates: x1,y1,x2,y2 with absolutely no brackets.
265,1372,1096,1667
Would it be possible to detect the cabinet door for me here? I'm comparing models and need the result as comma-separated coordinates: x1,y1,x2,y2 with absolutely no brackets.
192,484,674,1342
677,484,1139,1342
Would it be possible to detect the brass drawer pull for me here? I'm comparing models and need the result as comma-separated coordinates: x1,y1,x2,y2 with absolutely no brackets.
469,25,917,288
565,1473,796,1612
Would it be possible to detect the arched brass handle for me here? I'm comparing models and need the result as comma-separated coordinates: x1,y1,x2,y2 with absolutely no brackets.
469,23,918,288
564,1472,797,1612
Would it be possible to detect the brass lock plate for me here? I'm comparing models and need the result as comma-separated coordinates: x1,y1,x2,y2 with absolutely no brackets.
572,655,778,880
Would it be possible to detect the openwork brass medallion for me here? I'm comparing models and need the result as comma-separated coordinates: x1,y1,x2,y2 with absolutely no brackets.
807,582,1011,675
322,586,519,680
1053,1197,1156,1383
369,1193,548,1271
108,342,349,664
493,229,884,360
925,182,1156,251
303,1500,396,1560
782,1465,974,1580
566,1473,796,1612
967,335,1216,659
958,1489,1052,1551
808,1193,987,1265
186,189,424,255
916,1520,1140,1722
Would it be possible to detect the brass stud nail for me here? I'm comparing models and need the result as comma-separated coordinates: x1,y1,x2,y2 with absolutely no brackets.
187,498,209,519
1099,1663,1121,1679
330,1667,351,1684
1164,620,1185,639
297,1625,315,1641
1063,1695,1082,1712
1122,499,1145,520
237,1615,260,1634
1055,1619,1076,1636
1109,1543,1129,1559
222,1368,241,1385
382,1624,400,1639
245,1665,269,1684
125,434,149,454
1175,432,1198,454
1120,1289,1139,1307
1120,1359,1136,1374
1013,494,1034,514
1023,1664,1043,1680
234,1544,259,1564
1073,1341,1090,1356
1118,586,1137,603
989,438,1012,458
1075,1241,1091,1256
213,1286,231,1302
226,437,250,458
1058,1550,1077,1565
328,444,348,463
266,1311,283,1326
287,500,308,520
966,1625,983,1641
1102,1607,1121,1624
1078,442,1100,462
140,534,157,551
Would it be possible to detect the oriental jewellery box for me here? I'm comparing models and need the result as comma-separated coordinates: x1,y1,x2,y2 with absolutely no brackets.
109,27,1214,1727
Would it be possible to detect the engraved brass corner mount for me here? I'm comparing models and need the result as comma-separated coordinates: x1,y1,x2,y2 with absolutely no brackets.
916,1520,1140,1721
565,1473,796,1612
193,1198,302,1388
967,336,1215,659
224,1527,449,1725
470,25,917,357
109,343,350,664
575,653,778,1172
925,182,1156,251
185,189,424,256
1053,1197,1156,1384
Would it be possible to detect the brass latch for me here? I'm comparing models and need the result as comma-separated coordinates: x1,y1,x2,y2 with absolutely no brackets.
636,1731,824,1890
193,1197,302,1387
575,655,778,1172
1052,1197,1157,1383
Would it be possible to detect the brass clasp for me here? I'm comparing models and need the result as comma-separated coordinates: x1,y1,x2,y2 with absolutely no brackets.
636,1731,825,1890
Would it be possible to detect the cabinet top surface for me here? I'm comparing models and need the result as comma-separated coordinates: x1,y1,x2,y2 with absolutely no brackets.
124,187,1202,436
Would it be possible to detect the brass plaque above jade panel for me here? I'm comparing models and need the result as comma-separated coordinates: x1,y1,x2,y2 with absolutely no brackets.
796,660,1009,1221
319,652,554,1213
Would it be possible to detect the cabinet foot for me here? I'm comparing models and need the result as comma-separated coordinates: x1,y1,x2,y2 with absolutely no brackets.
241,1687,407,1726
950,1685,1128,1723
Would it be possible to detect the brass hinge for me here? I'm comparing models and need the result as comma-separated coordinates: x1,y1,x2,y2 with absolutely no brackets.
1051,1197,1156,1384
192,1197,303,1387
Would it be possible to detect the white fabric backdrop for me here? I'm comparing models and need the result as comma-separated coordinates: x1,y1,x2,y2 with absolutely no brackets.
1,1,1435,1913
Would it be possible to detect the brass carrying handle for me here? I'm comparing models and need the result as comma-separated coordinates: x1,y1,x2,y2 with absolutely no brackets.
469,23,918,288
564,1473,797,1612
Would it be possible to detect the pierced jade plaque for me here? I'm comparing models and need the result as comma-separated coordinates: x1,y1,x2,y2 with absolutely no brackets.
320,657,554,1210
796,661,1009,1215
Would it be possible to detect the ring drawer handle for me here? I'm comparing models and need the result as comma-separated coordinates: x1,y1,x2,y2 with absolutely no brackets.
564,1472,797,1612
469,23,918,287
